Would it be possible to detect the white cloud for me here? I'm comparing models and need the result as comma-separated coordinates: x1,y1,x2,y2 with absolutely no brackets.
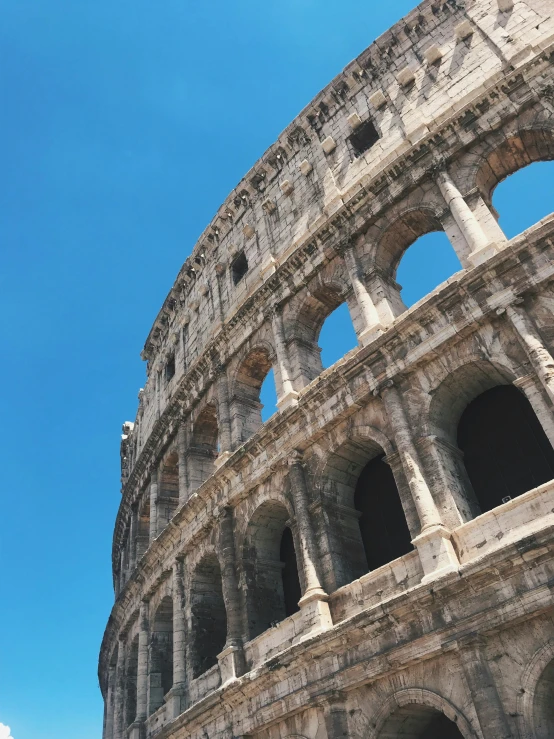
0,724,13,739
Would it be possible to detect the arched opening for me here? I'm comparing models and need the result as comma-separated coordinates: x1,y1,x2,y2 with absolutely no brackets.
190,553,227,678
243,500,301,640
319,302,358,370
157,452,179,533
148,597,173,716
354,454,413,570
533,657,554,739
378,704,465,738
260,368,279,422
457,385,554,514
232,346,274,444
314,434,417,592
396,231,462,307
492,160,554,239
125,636,138,728
188,404,218,491
288,284,356,389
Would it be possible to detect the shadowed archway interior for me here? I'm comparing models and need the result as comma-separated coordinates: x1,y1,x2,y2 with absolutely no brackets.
378,705,465,739
457,385,554,514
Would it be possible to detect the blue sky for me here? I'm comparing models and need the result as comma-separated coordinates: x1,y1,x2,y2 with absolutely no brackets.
0,2,552,739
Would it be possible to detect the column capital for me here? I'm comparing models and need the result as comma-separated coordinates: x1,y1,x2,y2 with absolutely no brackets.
288,449,305,466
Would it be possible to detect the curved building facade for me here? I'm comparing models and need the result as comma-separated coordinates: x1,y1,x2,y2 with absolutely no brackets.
100,1,554,737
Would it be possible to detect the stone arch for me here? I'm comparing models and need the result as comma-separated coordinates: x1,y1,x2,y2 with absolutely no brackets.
517,640,554,739
311,425,414,592
190,551,227,678
428,358,554,519
369,689,477,739
376,208,447,278
242,498,302,640
148,596,173,716
286,275,356,388
188,403,219,492
230,341,276,444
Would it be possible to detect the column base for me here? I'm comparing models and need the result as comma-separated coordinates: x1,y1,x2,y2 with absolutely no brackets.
412,524,460,584
127,720,146,739
277,390,300,411
359,323,387,347
298,590,333,637
468,241,500,268
218,643,246,685
165,685,187,720
214,450,233,469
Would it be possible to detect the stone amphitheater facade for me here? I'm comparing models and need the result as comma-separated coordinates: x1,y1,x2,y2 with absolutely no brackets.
99,1,554,737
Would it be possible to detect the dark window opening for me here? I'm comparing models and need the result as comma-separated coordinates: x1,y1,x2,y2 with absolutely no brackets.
457,385,554,514
420,712,465,739
348,119,380,157
231,251,248,285
354,454,413,570
280,527,301,617
165,354,175,382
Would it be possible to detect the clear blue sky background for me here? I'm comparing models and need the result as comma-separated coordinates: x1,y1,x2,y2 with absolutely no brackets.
0,2,552,738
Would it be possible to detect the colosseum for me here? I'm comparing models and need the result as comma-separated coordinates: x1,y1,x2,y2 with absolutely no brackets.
99,1,554,737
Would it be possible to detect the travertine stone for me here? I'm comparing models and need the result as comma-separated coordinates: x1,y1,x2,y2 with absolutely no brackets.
99,2,554,737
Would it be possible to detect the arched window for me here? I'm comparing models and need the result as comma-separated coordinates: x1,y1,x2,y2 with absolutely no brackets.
232,346,274,443
396,231,462,308
457,385,554,514
243,500,301,640
354,455,413,570
378,705,464,738
188,404,218,491
190,554,227,678
148,597,173,715
319,302,358,370
125,636,139,728
260,368,279,422
492,160,554,239
533,657,554,739
157,452,179,532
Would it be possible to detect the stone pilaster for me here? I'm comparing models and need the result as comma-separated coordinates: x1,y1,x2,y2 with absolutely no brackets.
135,602,149,722
457,634,513,739
341,238,384,345
506,303,554,405
217,507,246,684
436,168,496,267
271,307,299,410
104,663,116,739
167,558,187,718
380,382,459,582
113,636,126,739
129,503,138,573
216,367,233,464
177,422,188,504
320,692,351,738
514,374,554,448
288,453,332,634
149,468,158,542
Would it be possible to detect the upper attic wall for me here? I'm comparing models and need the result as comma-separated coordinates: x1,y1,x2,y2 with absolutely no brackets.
128,0,554,463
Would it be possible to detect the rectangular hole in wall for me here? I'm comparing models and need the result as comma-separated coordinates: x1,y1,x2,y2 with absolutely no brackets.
231,251,249,285
348,119,380,157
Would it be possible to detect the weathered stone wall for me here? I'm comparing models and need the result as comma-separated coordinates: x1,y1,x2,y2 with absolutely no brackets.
101,1,554,737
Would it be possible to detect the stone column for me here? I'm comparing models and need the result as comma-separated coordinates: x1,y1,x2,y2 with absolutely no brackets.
341,239,384,345
436,168,497,267
288,453,332,634
321,692,351,738
379,382,459,582
514,375,554,449
129,504,138,573
217,507,245,684
135,601,150,723
506,303,554,405
104,663,116,739
119,548,126,592
177,422,188,504
458,635,513,739
149,468,158,542
167,558,187,718
215,367,233,465
271,307,299,410
113,636,126,739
